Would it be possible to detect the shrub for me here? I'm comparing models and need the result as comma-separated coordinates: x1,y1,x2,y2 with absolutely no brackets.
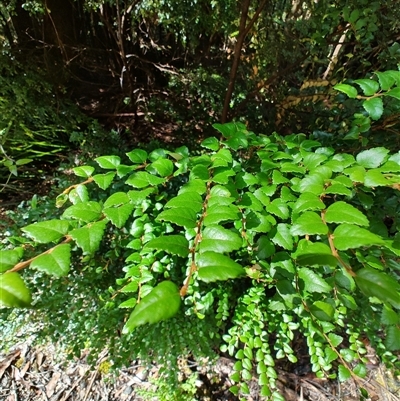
1,72,400,400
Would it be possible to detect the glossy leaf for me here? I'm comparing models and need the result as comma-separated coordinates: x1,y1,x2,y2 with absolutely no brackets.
355,267,400,309
325,202,369,226
144,235,189,257
199,225,242,253
362,97,383,120
147,158,174,177
73,165,94,178
356,147,389,168
0,272,32,307
95,155,121,169
69,185,89,204
122,281,181,333
104,203,135,228
126,149,148,164
70,220,108,254
197,251,245,282
0,248,24,273
375,71,395,90
354,79,379,96
93,172,116,190
156,208,197,228
333,225,384,250
309,300,335,321
22,220,70,243
126,172,165,188
290,212,328,236
203,204,240,226
338,365,351,382
165,192,203,213
271,223,293,250
385,326,400,351
63,202,102,223
334,83,357,98
31,244,71,277
385,87,400,100
201,137,220,151
296,241,337,267
298,267,332,293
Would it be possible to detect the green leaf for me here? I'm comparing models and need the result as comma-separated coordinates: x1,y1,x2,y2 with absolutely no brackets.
293,193,325,213
197,251,245,282
356,147,389,168
73,165,95,178
354,79,379,96
334,83,358,98
271,223,293,250
165,192,203,213
122,281,181,333
325,202,369,226
328,333,343,347
156,208,197,228
0,248,23,273
256,236,276,259
0,272,32,308
266,199,289,219
31,244,71,277
69,185,89,204
381,305,399,325
324,183,352,197
298,267,332,293
296,241,337,267
333,225,384,250
22,220,70,243
211,148,232,167
126,149,147,164
104,203,135,228
93,172,116,190
147,158,174,177
355,267,400,309
385,87,400,100
144,235,189,257
118,297,137,308
362,97,383,120
63,201,102,223
309,300,335,321
199,226,242,253
290,212,328,236
353,364,367,378
70,220,108,254
212,167,236,184
385,326,400,351
95,155,121,169
375,71,395,91
126,171,165,188
201,137,220,151
128,188,154,205
338,365,351,382
103,192,130,207
203,204,240,226
364,169,397,187
298,174,325,196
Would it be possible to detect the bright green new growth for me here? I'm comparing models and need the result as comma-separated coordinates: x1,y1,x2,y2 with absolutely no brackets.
1,113,400,398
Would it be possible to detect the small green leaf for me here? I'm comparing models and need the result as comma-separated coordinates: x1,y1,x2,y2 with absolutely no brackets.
118,298,137,308
126,171,165,188
325,202,369,226
199,226,242,253
69,184,89,204
70,220,108,254
298,267,332,293
356,147,389,168
156,208,197,228
291,212,328,236
381,305,399,325
15,158,32,166
201,137,220,151
354,79,379,96
334,83,358,98
293,193,325,213
385,326,400,351
298,174,325,195
93,172,116,190
203,204,240,226
72,165,94,177
211,148,232,167
63,202,102,223
122,281,181,333
0,272,32,307
309,300,335,321
266,199,289,219
364,169,397,187
355,267,400,309
22,220,70,243
296,241,337,267
147,158,174,177
0,248,23,273
338,365,351,382
95,155,121,169
126,149,148,164
31,244,71,277
385,87,400,100
362,97,383,120
197,251,245,282
328,333,343,347
144,235,189,257
375,71,395,91
104,203,135,228
271,223,293,250
103,192,130,208
353,364,367,378
333,225,384,250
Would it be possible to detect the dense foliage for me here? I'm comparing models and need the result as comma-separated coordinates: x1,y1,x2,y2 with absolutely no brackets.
2,72,400,400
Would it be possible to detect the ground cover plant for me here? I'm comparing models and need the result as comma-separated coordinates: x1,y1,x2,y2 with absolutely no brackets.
1,71,400,401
